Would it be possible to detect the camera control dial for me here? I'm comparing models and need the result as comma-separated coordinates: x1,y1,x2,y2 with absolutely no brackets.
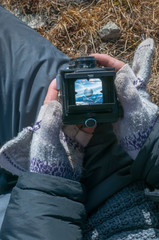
85,118,97,128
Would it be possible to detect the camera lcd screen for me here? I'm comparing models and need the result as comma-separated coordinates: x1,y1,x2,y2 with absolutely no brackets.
75,78,103,105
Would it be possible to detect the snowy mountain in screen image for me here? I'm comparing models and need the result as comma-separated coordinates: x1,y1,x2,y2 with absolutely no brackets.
75,78,103,105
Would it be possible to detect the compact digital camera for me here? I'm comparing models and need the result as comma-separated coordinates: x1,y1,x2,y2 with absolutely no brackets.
56,56,123,127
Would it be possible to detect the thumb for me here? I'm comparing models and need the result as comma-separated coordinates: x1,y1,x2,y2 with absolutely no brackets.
44,78,58,104
90,53,125,72
132,38,154,89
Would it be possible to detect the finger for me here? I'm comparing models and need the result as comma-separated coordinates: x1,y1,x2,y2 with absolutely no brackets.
75,130,93,147
62,125,94,147
77,125,96,134
44,78,58,105
90,53,125,72
75,125,95,147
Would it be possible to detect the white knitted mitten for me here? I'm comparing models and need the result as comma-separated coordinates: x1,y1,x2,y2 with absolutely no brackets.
113,38,158,160
0,101,50,175
30,100,84,181
0,101,92,178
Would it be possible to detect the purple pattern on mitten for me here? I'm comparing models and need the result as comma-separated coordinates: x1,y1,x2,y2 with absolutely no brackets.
30,157,80,181
32,121,41,132
120,120,155,151
133,77,147,90
30,101,83,182
113,39,158,160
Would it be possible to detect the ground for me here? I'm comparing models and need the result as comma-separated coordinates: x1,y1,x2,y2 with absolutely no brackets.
0,0,159,104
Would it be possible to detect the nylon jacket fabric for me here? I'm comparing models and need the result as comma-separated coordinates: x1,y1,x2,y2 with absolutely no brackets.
1,104,159,240
82,118,159,214
0,193,10,230
0,172,86,240
131,117,159,188
82,123,133,213
0,5,69,194
0,5,69,146
1,115,159,239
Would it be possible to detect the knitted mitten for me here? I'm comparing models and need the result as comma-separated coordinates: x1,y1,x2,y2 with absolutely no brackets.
113,38,158,160
0,101,92,178
30,100,84,181
0,100,51,176
0,128,33,176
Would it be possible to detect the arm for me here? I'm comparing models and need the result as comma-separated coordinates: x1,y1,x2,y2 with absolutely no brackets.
0,85,88,239
92,38,159,189
93,38,158,160
0,172,86,240
0,5,69,146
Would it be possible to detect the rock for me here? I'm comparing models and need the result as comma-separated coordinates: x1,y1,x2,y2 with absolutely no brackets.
99,21,121,41
12,9,45,29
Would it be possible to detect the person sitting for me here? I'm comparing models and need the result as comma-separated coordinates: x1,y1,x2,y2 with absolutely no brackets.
1,34,159,239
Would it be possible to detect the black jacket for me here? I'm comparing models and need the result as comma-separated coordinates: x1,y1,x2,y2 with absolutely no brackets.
0,173,86,240
1,119,159,239
0,4,69,194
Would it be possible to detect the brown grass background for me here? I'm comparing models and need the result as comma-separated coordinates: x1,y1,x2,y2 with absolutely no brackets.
1,0,159,104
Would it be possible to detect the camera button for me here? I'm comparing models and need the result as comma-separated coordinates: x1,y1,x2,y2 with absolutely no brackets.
85,118,97,128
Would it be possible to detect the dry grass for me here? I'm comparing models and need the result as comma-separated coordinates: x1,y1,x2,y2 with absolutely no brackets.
1,0,159,104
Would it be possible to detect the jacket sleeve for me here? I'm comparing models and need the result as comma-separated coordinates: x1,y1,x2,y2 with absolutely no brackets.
0,172,86,240
0,4,69,195
0,4,69,146
131,117,159,189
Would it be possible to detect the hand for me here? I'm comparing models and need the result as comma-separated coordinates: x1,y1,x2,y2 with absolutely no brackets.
0,79,89,179
90,53,125,72
30,100,83,181
30,76,96,181
93,39,158,160
44,78,95,146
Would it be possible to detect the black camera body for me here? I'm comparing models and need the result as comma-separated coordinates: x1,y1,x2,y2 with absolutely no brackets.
56,56,122,127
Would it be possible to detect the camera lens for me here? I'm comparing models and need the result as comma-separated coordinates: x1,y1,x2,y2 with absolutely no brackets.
85,118,97,128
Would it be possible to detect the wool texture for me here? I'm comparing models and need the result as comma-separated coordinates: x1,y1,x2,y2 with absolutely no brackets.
0,102,87,179
113,38,158,160
30,100,83,181
0,128,33,176
84,182,159,240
